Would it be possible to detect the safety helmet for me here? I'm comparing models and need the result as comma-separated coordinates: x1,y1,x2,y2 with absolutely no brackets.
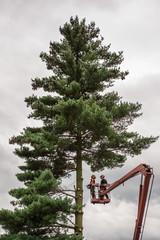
91,175,96,179
100,174,105,179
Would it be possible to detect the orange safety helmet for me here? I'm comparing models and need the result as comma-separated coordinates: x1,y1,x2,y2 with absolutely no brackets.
100,174,105,179
91,175,96,179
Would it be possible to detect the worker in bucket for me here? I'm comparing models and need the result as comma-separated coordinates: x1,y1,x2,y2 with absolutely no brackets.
88,174,96,198
100,174,109,199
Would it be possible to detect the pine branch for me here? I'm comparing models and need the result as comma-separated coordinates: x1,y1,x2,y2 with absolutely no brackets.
57,189,75,198
66,216,75,226
54,222,76,230
81,130,92,140
83,149,96,154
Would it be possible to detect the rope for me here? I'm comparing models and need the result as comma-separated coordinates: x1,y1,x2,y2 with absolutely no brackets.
139,174,154,240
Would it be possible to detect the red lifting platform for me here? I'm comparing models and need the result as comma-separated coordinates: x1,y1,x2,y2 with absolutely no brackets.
91,198,110,204
87,183,111,204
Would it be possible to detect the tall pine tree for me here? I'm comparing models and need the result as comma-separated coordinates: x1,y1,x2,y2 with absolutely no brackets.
0,16,158,238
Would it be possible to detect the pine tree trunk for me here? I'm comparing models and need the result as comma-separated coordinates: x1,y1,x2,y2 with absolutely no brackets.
75,131,83,235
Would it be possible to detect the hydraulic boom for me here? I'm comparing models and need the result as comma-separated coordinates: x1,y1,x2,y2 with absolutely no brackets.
88,164,154,240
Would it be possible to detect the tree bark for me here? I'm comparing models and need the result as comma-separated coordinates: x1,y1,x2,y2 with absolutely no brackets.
75,131,83,235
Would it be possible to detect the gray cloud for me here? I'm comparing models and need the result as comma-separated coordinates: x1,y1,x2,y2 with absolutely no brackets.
0,0,160,239
84,198,160,240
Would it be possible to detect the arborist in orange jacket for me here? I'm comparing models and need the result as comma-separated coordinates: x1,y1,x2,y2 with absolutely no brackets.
88,175,96,198
90,174,96,184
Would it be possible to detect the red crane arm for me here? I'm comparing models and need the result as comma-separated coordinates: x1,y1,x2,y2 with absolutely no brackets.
100,163,153,240
100,164,152,196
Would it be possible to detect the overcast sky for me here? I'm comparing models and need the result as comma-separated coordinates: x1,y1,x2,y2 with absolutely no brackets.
0,0,160,239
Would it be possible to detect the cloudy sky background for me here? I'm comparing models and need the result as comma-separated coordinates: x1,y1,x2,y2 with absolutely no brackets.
0,0,160,239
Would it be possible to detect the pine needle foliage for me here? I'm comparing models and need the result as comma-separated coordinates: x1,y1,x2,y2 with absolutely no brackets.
0,170,79,239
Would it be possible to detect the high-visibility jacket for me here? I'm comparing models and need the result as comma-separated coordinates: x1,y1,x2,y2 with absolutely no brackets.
90,178,95,185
